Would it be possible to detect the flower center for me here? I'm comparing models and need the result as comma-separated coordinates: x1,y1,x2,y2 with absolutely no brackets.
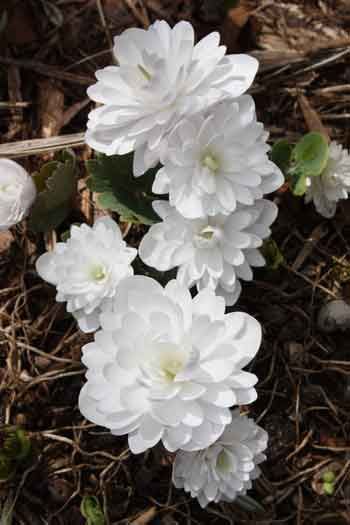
89,264,108,283
216,450,233,473
161,357,184,382
202,152,220,173
0,183,18,195
138,64,152,81
144,343,189,385
194,225,220,249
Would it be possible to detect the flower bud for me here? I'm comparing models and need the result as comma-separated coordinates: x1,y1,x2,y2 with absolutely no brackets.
0,159,37,231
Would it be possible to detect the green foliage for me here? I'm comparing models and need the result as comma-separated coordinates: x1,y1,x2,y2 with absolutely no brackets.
80,496,105,525
261,238,284,270
0,455,13,481
270,140,293,175
86,153,159,225
0,493,15,525
323,482,335,496
236,494,265,513
322,471,336,484
292,132,329,178
3,428,31,462
0,427,31,480
322,470,336,495
29,150,77,233
288,133,329,197
271,132,329,197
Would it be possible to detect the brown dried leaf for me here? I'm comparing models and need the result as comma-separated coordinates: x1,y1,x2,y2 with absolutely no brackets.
298,94,330,141
38,80,65,140
0,231,14,255
221,2,251,52
130,507,157,525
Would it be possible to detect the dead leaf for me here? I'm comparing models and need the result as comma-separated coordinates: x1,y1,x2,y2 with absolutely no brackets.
221,2,251,52
130,507,157,525
298,94,330,141
0,231,14,255
38,80,65,140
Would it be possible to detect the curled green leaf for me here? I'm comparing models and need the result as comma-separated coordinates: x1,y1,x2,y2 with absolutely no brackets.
291,132,329,178
80,496,105,525
261,238,284,270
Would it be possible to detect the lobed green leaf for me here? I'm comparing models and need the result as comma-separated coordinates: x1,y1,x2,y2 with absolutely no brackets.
86,153,160,225
29,150,77,233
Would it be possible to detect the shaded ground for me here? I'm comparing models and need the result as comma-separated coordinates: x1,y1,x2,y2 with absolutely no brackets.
0,1,350,523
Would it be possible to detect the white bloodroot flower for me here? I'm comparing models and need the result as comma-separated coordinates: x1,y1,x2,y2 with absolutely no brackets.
85,20,258,176
79,277,262,454
154,96,283,218
305,141,350,218
36,217,137,333
172,409,268,508
139,200,278,306
0,159,37,231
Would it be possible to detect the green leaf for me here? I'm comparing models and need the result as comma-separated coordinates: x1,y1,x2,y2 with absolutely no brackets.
289,171,308,196
323,482,335,496
235,495,265,513
86,153,160,225
81,496,105,525
291,132,329,178
261,238,284,270
322,471,336,484
29,150,77,233
3,428,31,462
0,455,13,481
270,140,293,175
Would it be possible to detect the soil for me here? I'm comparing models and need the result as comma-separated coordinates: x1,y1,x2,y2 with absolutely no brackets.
0,1,350,524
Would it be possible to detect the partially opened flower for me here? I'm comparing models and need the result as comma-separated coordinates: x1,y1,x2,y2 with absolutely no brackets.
79,277,261,454
139,200,278,306
154,96,283,218
305,141,350,218
0,159,37,231
173,409,268,508
36,217,137,333
86,20,258,176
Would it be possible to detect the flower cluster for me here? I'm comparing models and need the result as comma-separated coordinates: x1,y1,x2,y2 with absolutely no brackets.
6,15,350,513
36,20,275,509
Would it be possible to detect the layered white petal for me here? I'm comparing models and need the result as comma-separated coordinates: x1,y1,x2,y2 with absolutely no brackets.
139,200,278,306
85,20,258,176
305,141,350,218
173,409,268,508
79,277,262,453
156,96,283,218
36,217,137,332
0,159,37,230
